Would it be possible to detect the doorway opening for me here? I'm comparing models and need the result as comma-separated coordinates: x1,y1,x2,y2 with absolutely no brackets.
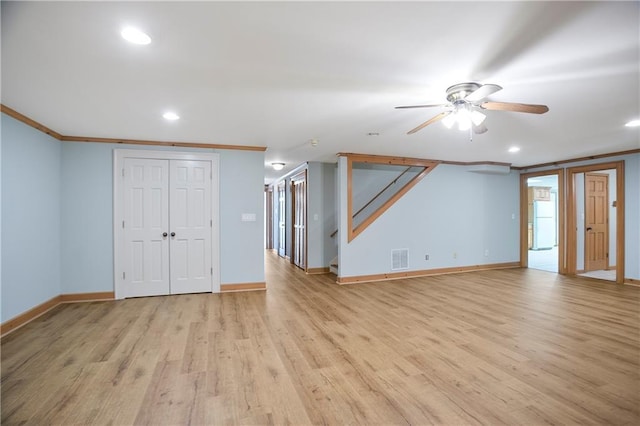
527,175,559,272
520,169,564,273
568,163,623,283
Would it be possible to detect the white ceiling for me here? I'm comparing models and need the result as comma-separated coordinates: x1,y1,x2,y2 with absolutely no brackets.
2,1,639,184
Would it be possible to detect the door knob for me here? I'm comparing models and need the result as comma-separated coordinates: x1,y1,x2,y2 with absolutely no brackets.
171,232,176,237
586,227,593,231
162,232,168,237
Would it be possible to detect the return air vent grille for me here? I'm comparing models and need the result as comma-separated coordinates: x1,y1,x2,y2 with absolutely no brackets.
391,249,409,271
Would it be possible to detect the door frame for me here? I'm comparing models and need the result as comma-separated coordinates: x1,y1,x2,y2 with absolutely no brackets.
567,161,624,284
519,169,565,273
290,169,308,271
113,149,220,299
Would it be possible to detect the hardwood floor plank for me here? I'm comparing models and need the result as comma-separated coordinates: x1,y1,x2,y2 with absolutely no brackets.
2,251,639,425
181,321,209,374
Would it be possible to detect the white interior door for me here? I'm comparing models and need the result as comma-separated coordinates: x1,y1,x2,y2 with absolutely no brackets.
122,158,170,297
169,160,212,294
116,150,219,299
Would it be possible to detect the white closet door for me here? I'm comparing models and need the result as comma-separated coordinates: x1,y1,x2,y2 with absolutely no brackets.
122,158,170,297
169,160,212,294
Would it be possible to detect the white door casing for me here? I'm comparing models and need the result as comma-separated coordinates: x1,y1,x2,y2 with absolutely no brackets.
114,150,220,299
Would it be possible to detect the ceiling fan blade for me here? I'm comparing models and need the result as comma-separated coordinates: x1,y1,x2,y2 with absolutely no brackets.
465,84,503,102
481,101,549,114
395,104,448,109
407,111,450,135
473,123,488,134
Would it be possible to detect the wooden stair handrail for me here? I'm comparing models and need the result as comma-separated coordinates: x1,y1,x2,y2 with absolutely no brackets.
352,166,414,221
330,166,414,238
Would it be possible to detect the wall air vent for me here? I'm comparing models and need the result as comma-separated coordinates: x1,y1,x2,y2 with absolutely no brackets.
391,249,409,271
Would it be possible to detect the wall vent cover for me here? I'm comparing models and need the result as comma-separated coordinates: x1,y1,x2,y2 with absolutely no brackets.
391,249,409,271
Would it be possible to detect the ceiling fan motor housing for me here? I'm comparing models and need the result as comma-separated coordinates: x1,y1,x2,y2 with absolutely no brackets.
446,82,482,102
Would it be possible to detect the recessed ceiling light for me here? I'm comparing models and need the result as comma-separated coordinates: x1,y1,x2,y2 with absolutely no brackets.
625,119,640,127
162,112,180,121
121,26,151,45
508,146,520,153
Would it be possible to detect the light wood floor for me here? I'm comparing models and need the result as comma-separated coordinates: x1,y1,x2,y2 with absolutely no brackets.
2,252,639,425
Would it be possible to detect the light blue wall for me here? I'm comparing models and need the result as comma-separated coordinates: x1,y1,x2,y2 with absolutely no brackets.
624,155,639,280
352,166,404,212
218,149,265,284
60,142,265,291
306,163,323,269
285,175,292,259
1,113,62,322
60,142,114,293
338,161,520,278
306,162,337,269
2,113,265,323
322,162,337,266
0,115,2,322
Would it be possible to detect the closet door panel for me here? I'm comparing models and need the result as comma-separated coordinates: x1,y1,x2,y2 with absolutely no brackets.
169,160,212,294
122,158,170,297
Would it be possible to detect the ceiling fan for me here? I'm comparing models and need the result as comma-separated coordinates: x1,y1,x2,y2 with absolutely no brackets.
396,82,549,136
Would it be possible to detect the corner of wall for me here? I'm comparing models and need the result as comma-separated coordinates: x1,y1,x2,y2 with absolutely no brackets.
1,113,62,322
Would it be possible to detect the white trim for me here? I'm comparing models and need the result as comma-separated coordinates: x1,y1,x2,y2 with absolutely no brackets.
113,149,220,299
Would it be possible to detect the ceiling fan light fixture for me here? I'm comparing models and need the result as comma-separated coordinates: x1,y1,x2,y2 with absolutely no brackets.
455,107,473,131
457,115,472,131
442,113,456,129
271,162,285,171
471,110,486,126
398,82,548,136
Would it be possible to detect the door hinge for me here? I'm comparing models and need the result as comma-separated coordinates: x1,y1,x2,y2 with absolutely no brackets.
211,267,213,275
122,272,125,279
210,219,212,227
122,220,125,229
122,168,125,177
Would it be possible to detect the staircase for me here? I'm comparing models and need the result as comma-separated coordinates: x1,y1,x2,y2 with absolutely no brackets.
327,154,440,279
329,256,339,275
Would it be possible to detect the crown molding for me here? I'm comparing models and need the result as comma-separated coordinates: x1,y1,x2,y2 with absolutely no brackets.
1,104,266,152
